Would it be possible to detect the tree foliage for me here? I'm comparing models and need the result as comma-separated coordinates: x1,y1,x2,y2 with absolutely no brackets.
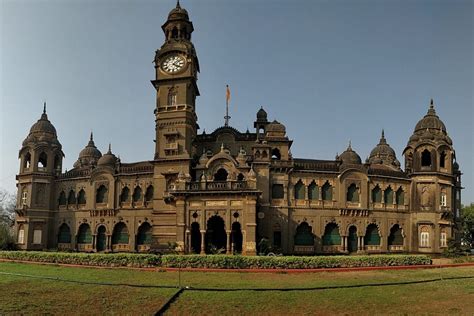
462,203,474,248
0,189,16,249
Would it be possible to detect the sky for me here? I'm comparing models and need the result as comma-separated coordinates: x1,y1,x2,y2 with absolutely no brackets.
0,0,472,204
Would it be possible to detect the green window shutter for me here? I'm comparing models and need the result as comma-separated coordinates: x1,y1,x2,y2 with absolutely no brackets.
364,225,380,245
372,187,382,203
58,225,71,243
294,182,305,200
396,189,404,205
294,223,314,246
112,223,129,244
137,225,152,245
323,224,341,245
308,184,319,200
384,188,393,204
78,225,92,243
347,184,359,202
322,183,332,201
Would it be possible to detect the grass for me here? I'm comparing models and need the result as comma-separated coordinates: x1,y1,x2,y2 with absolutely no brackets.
0,262,473,315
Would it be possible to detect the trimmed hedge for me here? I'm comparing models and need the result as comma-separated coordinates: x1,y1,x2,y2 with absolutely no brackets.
0,251,431,269
160,254,432,269
0,251,161,268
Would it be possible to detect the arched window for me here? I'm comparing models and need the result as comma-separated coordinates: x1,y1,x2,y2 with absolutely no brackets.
261,151,268,159
137,223,152,246
372,185,382,203
145,185,154,203
322,223,341,246
384,186,393,204
308,182,319,200
420,226,430,247
23,152,31,169
67,190,76,205
440,191,447,207
120,187,130,203
322,181,332,201
271,148,281,160
38,152,48,169
364,224,381,245
112,222,129,244
58,224,71,243
388,224,404,246
96,185,107,204
77,189,86,205
255,150,261,159
396,187,404,205
214,168,228,181
77,224,92,244
167,87,177,105
294,181,305,200
58,191,67,206
272,184,284,199
421,149,431,167
237,173,245,181
132,186,142,202
440,151,447,168
294,222,314,246
346,183,359,203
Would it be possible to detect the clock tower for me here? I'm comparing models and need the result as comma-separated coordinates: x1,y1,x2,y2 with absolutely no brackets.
152,1,199,161
151,1,200,250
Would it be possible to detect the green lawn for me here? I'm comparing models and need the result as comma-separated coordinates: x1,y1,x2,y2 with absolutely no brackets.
0,262,473,315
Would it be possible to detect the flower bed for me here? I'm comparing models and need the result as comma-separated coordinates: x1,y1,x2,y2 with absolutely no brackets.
0,251,432,269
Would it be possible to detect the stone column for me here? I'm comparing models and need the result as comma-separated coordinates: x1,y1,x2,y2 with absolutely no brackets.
200,230,206,254
92,234,96,252
106,235,111,252
226,230,231,254
359,236,364,252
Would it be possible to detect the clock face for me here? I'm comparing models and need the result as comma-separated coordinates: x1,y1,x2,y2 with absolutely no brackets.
162,55,185,73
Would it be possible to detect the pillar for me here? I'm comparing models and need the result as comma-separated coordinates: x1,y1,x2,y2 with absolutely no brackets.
200,230,206,254
92,234,96,252
226,231,231,254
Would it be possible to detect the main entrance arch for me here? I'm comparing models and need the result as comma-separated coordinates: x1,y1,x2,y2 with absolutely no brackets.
205,215,226,254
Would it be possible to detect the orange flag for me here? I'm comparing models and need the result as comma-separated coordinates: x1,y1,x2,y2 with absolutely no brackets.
226,85,231,105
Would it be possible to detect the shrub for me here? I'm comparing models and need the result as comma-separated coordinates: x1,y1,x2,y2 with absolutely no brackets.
0,225,16,250
0,251,431,269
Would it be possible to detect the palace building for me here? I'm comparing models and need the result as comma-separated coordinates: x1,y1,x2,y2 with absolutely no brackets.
14,3,462,255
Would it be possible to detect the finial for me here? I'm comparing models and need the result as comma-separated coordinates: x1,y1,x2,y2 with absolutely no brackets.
108,143,112,153
90,131,93,141
176,0,181,8
43,102,46,114
348,140,352,150
430,98,434,108
382,129,385,138
220,143,225,151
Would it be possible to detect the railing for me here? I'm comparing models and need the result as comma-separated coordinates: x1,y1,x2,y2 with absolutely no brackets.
77,244,93,252
156,104,194,113
183,181,248,191
389,245,404,252
112,244,130,252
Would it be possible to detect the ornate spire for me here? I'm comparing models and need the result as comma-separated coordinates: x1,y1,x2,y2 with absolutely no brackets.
107,143,112,154
380,129,387,144
176,0,181,8
348,140,352,151
427,98,436,115
41,102,48,120
43,102,46,114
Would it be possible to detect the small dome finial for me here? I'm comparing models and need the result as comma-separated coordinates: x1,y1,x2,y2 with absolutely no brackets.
430,98,434,108
108,143,112,153
348,140,352,150
90,131,93,141
43,102,46,114
176,0,181,8
382,129,385,138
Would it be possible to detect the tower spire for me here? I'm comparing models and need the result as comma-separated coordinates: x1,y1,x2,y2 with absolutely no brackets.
43,102,46,114
176,0,181,8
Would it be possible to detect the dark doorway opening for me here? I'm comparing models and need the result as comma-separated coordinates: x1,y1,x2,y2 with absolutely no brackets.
231,222,243,254
96,226,107,252
191,222,201,254
206,215,226,254
347,226,358,253
214,168,228,181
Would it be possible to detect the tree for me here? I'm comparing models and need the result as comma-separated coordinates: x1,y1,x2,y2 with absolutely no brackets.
461,203,474,249
0,189,16,250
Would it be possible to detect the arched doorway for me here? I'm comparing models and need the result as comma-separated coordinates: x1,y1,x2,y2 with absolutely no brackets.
96,225,107,252
77,224,92,244
112,222,129,251
365,224,381,247
322,223,341,246
190,222,201,254
388,224,404,247
347,226,358,253
58,223,71,244
294,222,314,246
206,216,226,253
231,222,243,254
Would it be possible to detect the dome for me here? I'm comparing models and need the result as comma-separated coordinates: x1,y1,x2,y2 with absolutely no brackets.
74,133,102,168
27,104,57,136
368,130,400,168
98,144,118,166
167,1,189,21
256,107,268,122
338,142,362,165
414,99,447,133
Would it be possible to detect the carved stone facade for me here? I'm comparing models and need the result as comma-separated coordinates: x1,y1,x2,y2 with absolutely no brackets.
14,3,462,255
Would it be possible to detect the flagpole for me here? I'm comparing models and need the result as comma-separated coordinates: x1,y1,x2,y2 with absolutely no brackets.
225,85,231,126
